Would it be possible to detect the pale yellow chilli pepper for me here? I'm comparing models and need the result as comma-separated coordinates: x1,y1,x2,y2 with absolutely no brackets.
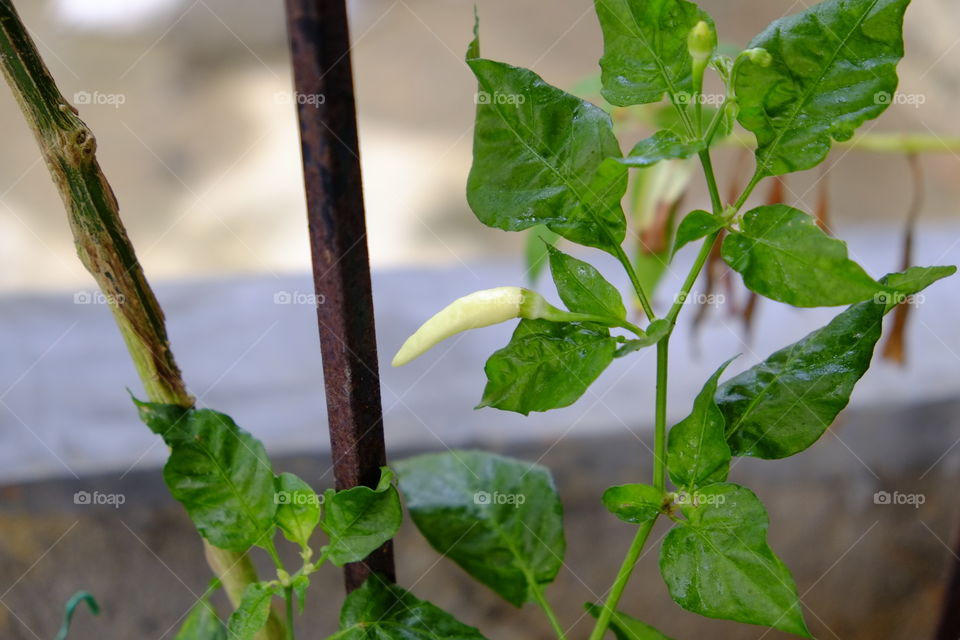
392,287,562,367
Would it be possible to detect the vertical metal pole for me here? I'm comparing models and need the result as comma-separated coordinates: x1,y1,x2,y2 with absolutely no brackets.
284,0,395,591
935,527,960,639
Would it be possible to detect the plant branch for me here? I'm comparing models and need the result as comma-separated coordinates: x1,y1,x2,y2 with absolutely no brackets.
698,150,724,214
284,587,296,640
0,2,284,637
614,244,657,320
530,581,568,640
587,516,658,640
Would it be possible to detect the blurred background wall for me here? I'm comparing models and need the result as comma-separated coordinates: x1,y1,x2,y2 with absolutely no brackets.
1,1,960,639
1,0,959,291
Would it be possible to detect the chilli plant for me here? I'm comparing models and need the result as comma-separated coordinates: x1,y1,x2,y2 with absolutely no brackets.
389,0,956,639
1,0,956,638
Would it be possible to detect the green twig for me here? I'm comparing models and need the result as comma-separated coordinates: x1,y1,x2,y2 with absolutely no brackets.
530,581,568,640
586,517,658,640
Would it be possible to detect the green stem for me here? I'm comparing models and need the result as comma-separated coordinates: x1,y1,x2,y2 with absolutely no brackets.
666,231,721,327
733,169,765,213
698,150,724,215
653,336,669,492
0,3,284,638
530,580,568,640
284,587,295,640
702,101,728,148
586,517,658,640
614,245,656,321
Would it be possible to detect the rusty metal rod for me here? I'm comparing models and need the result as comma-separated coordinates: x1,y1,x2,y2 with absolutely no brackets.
935,524,960,639
284,0,395,591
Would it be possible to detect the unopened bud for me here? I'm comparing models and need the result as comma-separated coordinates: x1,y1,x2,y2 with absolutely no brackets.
743,47,773,67
687,21,716,63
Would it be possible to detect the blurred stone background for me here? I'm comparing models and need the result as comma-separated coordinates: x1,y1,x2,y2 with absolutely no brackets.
1,0,959,290
1,1,960,639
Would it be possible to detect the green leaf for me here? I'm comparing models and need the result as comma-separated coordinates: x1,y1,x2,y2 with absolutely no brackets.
718,298,884,459
723,205,884,307
56,592,99,640
175,592,226,640
320,467,402,567
672,210,722,257
274,472,321,550
667,358,735,488
602,483,664,525
616,318,670,357
547,245,626,320
718,265,954,459
619,130,705,168
466,49,628,254
332,577,488,639
525,225,560,284
735,0,910,175
226,582,280,640
137,404,277,552
478,319,617,414
396,451,565,607
595,0,713,107
880,265,956,310
659,483,809,637
584,603,673,639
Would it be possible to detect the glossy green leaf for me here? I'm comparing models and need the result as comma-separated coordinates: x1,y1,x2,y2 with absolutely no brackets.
175,592,226,640
226,582,280,640
525,225,560,284
478,319,617,415
467,40,628,254
718,297,883,459
881,265,957,310
584,604,673,639
602,483,664,524
723,205,884,307
547,245,626,320
735,0,909,175
135,403,277,552
274,472,321,550
619,130,704,168
672,210,722,257
332,577,488,639
595,0,713,107
667,358,734,488
718,266,954,458
615,319,671,357
660,483,809,637
396,450,564,607
320,467,402,567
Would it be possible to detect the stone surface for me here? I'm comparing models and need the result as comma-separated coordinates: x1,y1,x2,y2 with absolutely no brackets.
1,226,958,484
